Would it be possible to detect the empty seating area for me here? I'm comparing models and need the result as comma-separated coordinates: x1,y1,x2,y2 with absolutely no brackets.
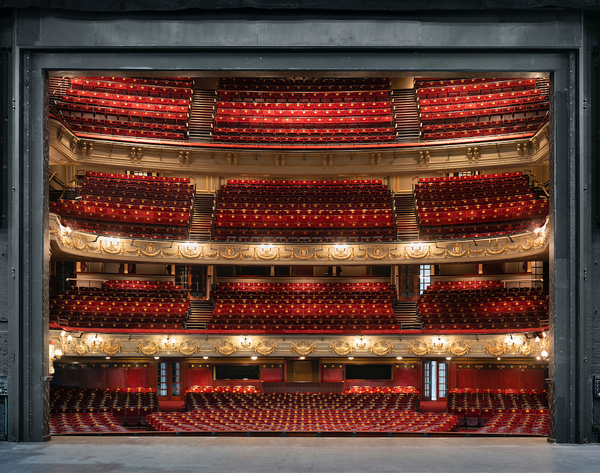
50,171,194,240
214,179,395,242
415,78,549,141
209,282,397,333
419,281,549,331
146,387,454,433
54,76,193,140
448,388,549,435
212,77,395,145
50,385,159,434
415,172,548,239
50,280,190,330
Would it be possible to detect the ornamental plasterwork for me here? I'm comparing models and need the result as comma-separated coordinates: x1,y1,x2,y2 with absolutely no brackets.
49,118,550,172
50,214,549,266
175,340,200,356
483,340,508,357
329,341,355,357
290,341,318,356
135,340,161,356
367,341,394,356
406,341,432,356
446,341,472,357
50,332,550,360
213,340,239,357
252,341,278,356
101,340,124,356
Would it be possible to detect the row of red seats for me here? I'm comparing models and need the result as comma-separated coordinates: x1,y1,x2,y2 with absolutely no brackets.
227,179,383,186
69,123,185,141
419,201,548,226
85,171,191,183
448,388,548,410
50,201,190,225
84,76,194,88
422,115,545,135
50,412,131,435
420,221,545,241
218,77,390,91
60,101,188,125
421,103,547,123
218,100,390,111
57,218,190,240
215,282,395,292
415,78,538,98
418,172,522,183
421,94,546,114
213,133,396,145
212,228,395,243
215,115,394,128
219,89,389,103
427,280,504,291
71,77,193,98
64,89,190,111
476,409,548,435
103,280,182,290
423,124,542,141
416,77,529,88
419,88,545,106
51,385,158,413
64,115,186,135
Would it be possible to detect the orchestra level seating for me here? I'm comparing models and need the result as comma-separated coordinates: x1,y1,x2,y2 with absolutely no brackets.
419,281,549,331
50,280,190,331
214,179,395,243
415,172,548,240
212,77,396,145
50,171,195,240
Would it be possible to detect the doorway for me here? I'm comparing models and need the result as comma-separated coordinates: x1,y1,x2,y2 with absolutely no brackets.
422,360,448,402
157,359,184,401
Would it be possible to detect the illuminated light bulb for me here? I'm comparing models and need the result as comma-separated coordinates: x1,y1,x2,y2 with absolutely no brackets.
154,356,160,360
446,357,451,360
203,356,209,360
348,357,354,360
105,356,111,360
396,357,403,360
55,349,63,357
251,356,258,360
541,349,548,358
299,356,305,360
67,335,72,342
535,336,541,343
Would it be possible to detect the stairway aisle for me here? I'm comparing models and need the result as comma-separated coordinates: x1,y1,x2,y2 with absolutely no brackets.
189,193,215,241
392,88,421,143
394,300,422,330
394,191,420,241
188,89,216,142
184,300,214,330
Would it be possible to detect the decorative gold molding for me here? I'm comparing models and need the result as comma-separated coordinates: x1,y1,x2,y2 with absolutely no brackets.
176,340,200,356
367,341,394,356
446,341,472,357
406,341,432,356
50,214,549,266
290,341,318,356
252,341,278,356
328,341,354,357
101,340,124,356
213,340,239,356
483,340,508,357
135,340,161,356
518,339,537,356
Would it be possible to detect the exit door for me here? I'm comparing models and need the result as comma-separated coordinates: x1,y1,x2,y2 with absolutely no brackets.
157,360,183,400
423,360,448,401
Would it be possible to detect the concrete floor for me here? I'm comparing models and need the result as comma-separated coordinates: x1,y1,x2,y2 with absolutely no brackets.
1,437,600,473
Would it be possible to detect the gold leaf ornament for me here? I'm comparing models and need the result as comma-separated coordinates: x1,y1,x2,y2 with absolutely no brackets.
446,341,472,357
328,341,354,357
483,340,507,357
252,341,278,356
290,341,317,356
367,341,394,356
176,340,199,356
213,340,239,356
406,341,432,356
135,340,161,356
101,339,123,356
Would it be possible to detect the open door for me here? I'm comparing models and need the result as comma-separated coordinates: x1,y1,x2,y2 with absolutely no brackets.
422,360,448,401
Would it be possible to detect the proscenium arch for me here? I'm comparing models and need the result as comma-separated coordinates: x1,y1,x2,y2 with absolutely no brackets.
6,22,592,443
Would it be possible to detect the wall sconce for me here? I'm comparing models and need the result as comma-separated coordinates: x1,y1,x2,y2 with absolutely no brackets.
240,336,253,349
354,337,367,350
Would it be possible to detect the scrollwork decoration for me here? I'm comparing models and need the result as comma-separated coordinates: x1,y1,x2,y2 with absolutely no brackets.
483,340,507,357
446,341,472,357
406,341,432,356
176,340,199,356
252,341,278,356
135,340,161,356
213,340,239,356
328,341,354,357
290,341,317,356
101,339,123,356
367,341,394,356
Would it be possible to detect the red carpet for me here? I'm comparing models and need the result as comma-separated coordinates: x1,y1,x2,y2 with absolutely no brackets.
159,401,186,412
419,401,447,413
